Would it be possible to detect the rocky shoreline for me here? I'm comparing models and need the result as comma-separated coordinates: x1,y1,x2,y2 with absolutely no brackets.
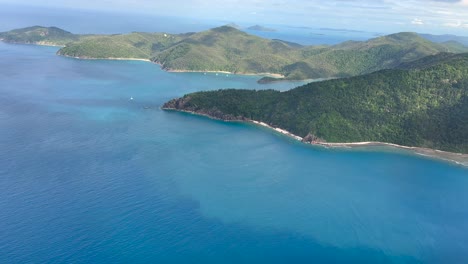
162,98,468,167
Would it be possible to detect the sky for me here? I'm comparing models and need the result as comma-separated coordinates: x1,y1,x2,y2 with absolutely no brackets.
2,0,468,35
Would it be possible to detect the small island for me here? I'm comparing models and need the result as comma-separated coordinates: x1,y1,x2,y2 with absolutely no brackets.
163,53,468,166
246,25,277,32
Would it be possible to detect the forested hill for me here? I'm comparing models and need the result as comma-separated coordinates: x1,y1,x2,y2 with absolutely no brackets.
152,26,300,74
0,26,78,46
2,26,468,81
163,52,468,153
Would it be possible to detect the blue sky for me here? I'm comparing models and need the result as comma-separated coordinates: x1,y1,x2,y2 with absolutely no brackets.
2,0,468,35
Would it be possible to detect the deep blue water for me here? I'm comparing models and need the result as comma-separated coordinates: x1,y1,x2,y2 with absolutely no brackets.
1,41,468,263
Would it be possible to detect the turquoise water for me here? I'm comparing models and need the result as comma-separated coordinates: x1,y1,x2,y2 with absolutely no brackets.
1,42,468,263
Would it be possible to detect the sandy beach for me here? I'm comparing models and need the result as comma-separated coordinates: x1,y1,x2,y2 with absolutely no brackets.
164,68,285,78
152,60,285,78
163,108,468,167
250,120,468,167
59,54,151,62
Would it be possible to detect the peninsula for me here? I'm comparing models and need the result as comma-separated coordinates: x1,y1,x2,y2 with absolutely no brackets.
163,52,468,165
2,25,468,82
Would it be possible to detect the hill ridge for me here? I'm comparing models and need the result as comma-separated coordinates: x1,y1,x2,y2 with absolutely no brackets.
2,26,468,81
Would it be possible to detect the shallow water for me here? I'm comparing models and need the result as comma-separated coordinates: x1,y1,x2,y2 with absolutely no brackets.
1,42,467,263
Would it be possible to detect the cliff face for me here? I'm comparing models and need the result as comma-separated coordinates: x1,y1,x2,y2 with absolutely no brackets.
162,97,248,121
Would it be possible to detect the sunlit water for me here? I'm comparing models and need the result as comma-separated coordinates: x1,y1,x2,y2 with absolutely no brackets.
0,5,376,45
1,42,467,263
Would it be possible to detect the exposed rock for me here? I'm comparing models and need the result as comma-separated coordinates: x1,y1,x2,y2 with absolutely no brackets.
302,133,325,143
162,96,247,121
257,76,285,84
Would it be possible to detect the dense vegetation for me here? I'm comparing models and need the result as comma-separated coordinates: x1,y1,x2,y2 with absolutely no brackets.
0,26,78,46
154,28,468,80
2,26,468,81
164,53,468,153
58,32,184,59
153,26,297,73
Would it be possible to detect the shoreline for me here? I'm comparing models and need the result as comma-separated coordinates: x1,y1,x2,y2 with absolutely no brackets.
2,42,287,79
153,60,285,78
0,41,66,47
251,121,468,167
61,54,286,78
166,69,285,78
163,107,468,167
58,53,151,62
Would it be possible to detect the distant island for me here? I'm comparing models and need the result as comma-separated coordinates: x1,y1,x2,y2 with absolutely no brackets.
319,28,366,33
246,25,277,32
2,25,468,83
420,33,468,46
163,52,468,164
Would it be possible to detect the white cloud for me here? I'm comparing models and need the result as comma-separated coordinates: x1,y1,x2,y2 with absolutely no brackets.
411,18,424,25
443,20,468,28
3,0,468,34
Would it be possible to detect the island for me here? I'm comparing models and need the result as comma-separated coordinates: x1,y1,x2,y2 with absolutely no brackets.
163,52,468,165
246,25,277,32
2,25,468,83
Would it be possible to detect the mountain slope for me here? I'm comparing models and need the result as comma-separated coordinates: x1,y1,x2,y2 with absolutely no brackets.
163,53,468,153
3,26,468,81
153,26,299,74
58,32,184,59
281,32,467,80
153,27,468,80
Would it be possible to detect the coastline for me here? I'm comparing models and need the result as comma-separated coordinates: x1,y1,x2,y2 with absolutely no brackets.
166,69,285,78
58,53,151,62
153,60,285,78
163,107,468,167
249,120,468,167
2,41,287,79
60,54,285,78
0,40,66,47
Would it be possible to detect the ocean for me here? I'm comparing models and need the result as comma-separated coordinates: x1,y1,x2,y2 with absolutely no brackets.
0,5,376,45
1,6,468,264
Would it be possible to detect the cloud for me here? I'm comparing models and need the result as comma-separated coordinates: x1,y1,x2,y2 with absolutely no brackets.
3,0,468,35
443,20,468,27
430,0,468,3
411,18,424,25
431,0,461,2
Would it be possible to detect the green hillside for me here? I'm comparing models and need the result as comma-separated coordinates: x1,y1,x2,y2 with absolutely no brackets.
163,53,468,153
279,32,467,80
58,32,184,59
154,27,468,80
153,26,298,73
2,25,468,81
